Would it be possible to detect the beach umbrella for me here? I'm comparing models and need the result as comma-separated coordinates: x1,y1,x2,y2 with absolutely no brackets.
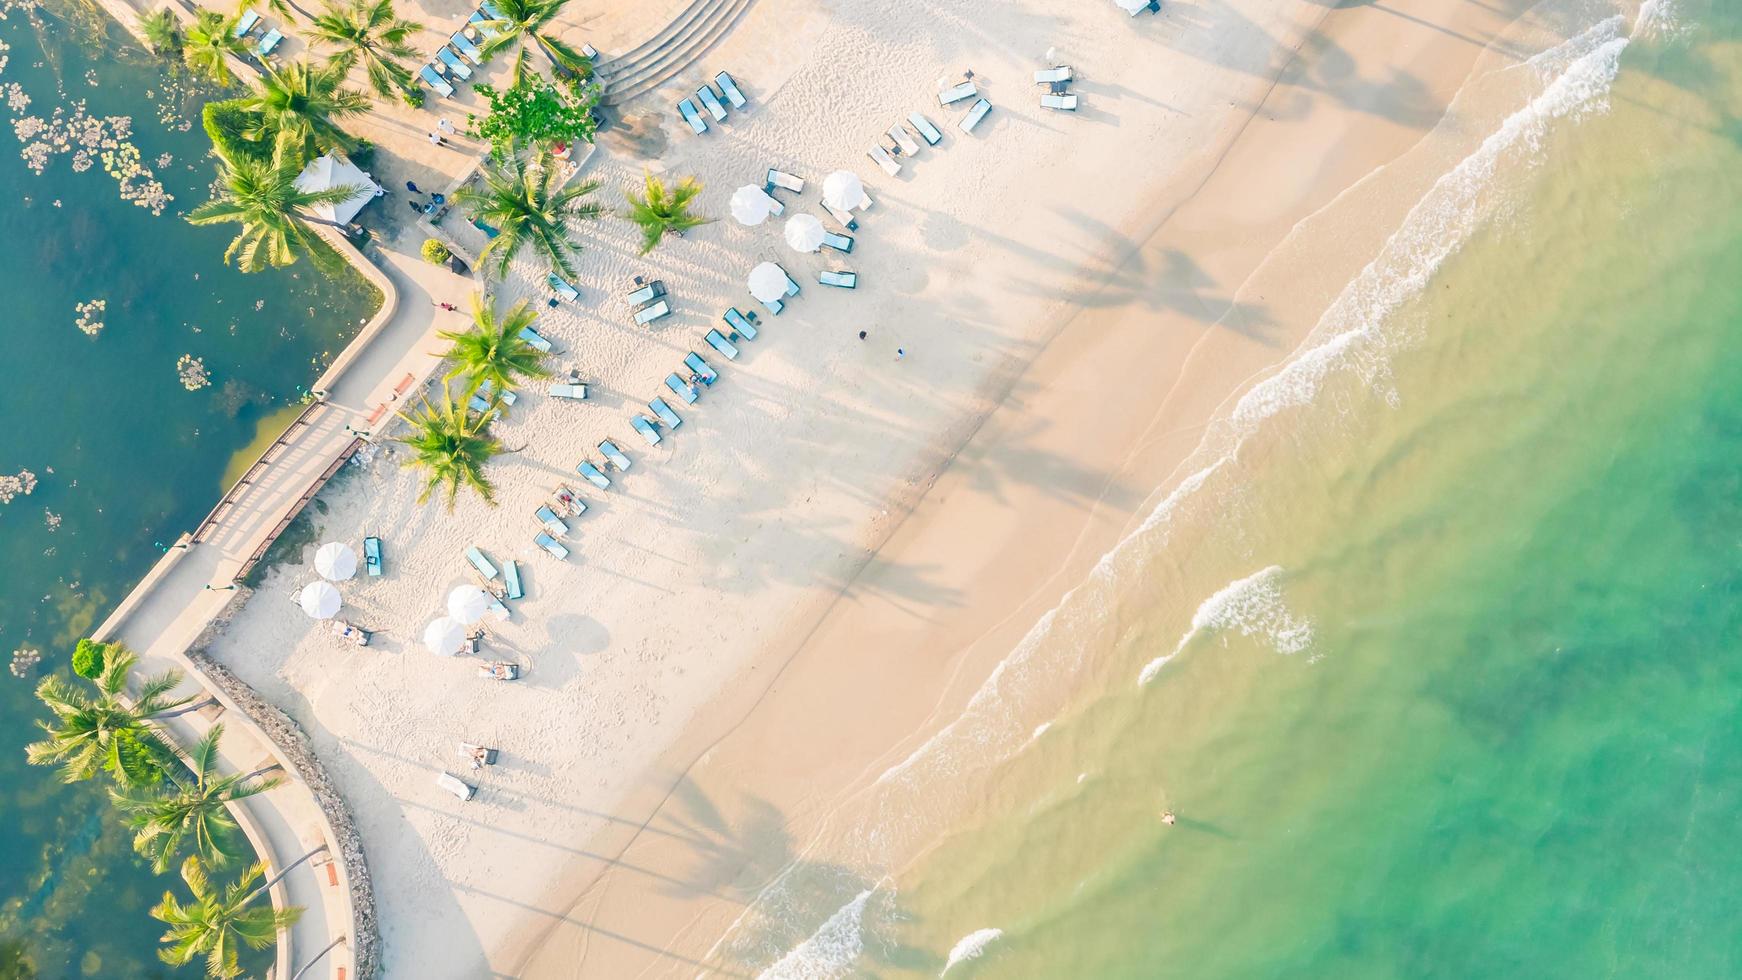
822,170,864,212
298,581,342,620
730,184,774,226
447,584,492,625
422,616,466,656
784,214,826,253
748,262,788,303
313,541,358,581
1114,0,1149,13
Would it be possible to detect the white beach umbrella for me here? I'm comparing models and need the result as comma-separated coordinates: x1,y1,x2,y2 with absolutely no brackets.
313,541,358,581
422,616,467,656
783,214,826,253
748,262,788,303
447,584,492,625
822,170,864,212
298,581,342,620
730,184,774,226
1114,0,1148,13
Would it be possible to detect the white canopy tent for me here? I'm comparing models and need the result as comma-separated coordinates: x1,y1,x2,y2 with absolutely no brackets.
294,154,382,225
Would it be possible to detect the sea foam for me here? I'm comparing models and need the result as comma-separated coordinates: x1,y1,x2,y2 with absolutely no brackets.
940,928,1003,975
1137,566,1312,686
758,889,873,980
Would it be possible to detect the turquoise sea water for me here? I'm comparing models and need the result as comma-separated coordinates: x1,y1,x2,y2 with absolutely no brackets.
0,8,377,976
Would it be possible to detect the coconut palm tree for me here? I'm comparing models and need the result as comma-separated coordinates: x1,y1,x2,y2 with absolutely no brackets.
153,854,309,979
624,173,711,255
140,8,184,58
439,294,553,398
303,0,424,102
476,0,592,81
26,649,213,788
397,389,504,509
188,146,358,272
240,59,369,162
184,11,248,86
454,151,601,280
111,725,284,873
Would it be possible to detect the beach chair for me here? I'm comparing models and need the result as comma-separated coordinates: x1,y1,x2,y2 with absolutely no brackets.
705,329,739,360
449,32,484,64
819,270,858,289
577,460,610,489
581,41,599,58
821,230,854,253
553,485,587,518
649,397,683,429
599,439,632,471
723,308,757,340
779,266,802,297
666,373,699,405
908,111,943,146
938,80,977,105
888,125,921,156
364,536,383,576
677,98,708,135
256,28,283,57
631,415,662,446
535,532,570,559
766,169,804,194
685,352,718,385
466,546,499,580
480,0,505,19
466,10,499,37
697,85,728,121
821,201,858,231
503,560,524,600
534,505,568,537
959,98,992,133
437,772,476,801
715,71,747,108
1041,94,1079,111
627,280,666,306
436,47,473,80
518,326,553,353
421,65,455,98
867,145,901,177
328,619,371,646
633,299,671,325
547,273,580,301
548,380,587,400
234,9,260,36
758,296,784,317
468,381,517,414
1035,66,1073,84
471,217,499,238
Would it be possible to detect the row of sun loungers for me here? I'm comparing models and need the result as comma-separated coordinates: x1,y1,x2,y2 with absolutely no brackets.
548,273,580,302
1035,65,1080,111
628,278,671,324
233,10,284,58
680,71,749,135
424,2,500,98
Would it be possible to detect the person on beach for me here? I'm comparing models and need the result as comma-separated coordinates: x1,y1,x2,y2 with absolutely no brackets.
437,117,457,135
858,330,867,340
428,132,447,147
406,200,422,215
406,180,421,194
896,347,906,360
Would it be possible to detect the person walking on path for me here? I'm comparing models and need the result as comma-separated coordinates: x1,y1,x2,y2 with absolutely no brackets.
437,117,458,136
427,132,447,147
858,330,867,340
405,180,421,194
896,347,906,360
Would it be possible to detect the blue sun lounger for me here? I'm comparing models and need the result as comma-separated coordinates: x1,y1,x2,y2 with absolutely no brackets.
480,0,505,18
420,65,455,98
758,295,784,317
534,505,568,536
436,47,472,80
908,112,943,145
634,299,671,325
678,98,708,134
631,415,661,446
469,380,517,414
705,329,739,360
503,560,524,600
363,536,382,576
466,10,499,37
960,98,992,133
665,373,699,404
518,326,553,353
697,85,728,121
819,270,858,288
685,352,717,384
547,273,579,301
627,280,665,306
715,71,747,108
821,201,857,232
450,32,484,65
938,81,977,106
765,169,804,194
577,460,610,489
723,308,757,340
599,439,632,470
649,397,682,429
257,29,284,57
234,9,260,35
780,266,801,297
534,532,569,560
821,230,854,253
466,546,499,579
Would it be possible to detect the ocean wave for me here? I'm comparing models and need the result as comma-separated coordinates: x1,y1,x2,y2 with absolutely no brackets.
758,889,874,980
940,928,1003,975
1137,566,1312,685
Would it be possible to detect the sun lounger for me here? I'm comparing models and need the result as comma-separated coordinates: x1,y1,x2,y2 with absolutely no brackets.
518,325,553,353
867,145,901,177
437,47,473,80
363,536,382,576
907,111,944,146
480,0,505,19
503,559,524,600
449,32,484,64
1035,66,1073,84
1041,93,1079,111
888,125,921,156
553,485,586,516
705,329,739,360
535,505,568,537
490,594,510,619
649,397,682,429
959,98,992,133
666,373,699,404
631,415,661,446
546,272,579,301
685,352,717,385
821,201,858,231
633,299,671,325
766,169,804,194
939,80,977,105
677,98,708,135
758,296,784,316
257,29,283,57
723,307,757,340
437,771,476,800
697,85,728,121
466,10,499,37
627,280,666,306
581,41,598,57
577,460,610,489
819,270,858,288
421,65,455,98
779,266,801,296
468,380,517,414
599,439,632,471
548,381,587,400
535,532,570,559
466,546,499,579
821,230,854,253
234,9,260,36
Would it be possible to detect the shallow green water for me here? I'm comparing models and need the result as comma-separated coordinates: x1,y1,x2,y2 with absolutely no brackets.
0,8,377,976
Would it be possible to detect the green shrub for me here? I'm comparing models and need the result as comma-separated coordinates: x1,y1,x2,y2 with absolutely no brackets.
421,239,452,264
71,638,108,679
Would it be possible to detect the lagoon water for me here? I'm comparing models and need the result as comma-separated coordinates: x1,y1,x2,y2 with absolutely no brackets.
0,8,376,975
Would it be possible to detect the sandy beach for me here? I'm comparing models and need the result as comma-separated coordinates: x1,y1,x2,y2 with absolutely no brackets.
183,0,1564,973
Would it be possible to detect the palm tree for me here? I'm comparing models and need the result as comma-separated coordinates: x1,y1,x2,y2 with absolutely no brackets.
397,389,504,509
153,855,307,979
454,152,601,280
240,59,369,162
303,0,424,102
477,0,592,81
624,172,711,255
112,725,284,873
188,146,358,272
243,0,316,26
140,8,184,58
439,294,553,398
26,649,213,788
184,11,248,86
